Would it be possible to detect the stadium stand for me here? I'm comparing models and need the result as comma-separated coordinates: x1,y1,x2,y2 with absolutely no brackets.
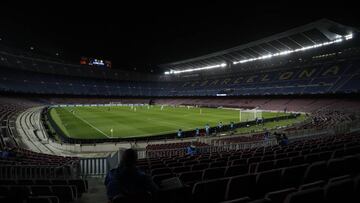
0,19,359,202
1,59,360,96
135,133,360,203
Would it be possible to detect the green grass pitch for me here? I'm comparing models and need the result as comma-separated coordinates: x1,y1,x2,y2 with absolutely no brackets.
49,105,291,139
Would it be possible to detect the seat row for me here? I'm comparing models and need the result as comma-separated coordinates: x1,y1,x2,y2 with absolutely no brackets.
0,178,88,203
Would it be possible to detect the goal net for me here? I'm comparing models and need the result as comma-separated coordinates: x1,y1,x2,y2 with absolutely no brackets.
239,108,263,122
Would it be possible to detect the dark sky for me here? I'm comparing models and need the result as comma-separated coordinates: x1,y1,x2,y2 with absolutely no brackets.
0,2,359,73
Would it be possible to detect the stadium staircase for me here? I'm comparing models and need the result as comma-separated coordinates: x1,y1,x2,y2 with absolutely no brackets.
73,178,107,203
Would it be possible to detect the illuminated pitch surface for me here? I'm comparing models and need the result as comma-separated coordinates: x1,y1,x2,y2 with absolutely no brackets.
49,106,287,139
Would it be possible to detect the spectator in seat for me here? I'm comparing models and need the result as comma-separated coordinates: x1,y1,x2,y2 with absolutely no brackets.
0,147,16,158
280,134,289,146
274,132,282,144
104,148,158,202
186,142,197,156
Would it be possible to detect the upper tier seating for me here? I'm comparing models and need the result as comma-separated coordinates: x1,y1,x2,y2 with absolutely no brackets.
1,56,360,96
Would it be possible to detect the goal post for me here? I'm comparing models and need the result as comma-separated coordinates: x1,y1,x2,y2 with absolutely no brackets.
238,108,263,122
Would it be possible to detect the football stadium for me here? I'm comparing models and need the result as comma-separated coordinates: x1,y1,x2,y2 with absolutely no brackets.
1,8,360,203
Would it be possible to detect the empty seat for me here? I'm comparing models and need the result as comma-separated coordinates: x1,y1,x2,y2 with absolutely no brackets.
225,174,256,200
275,158,290,168
247,157,261,164
325,178,356,203
345,146,360,156
332,149,345,158
151,167,172,176
31,186,52,196
288,151,299,157
225,165,249,177
192,178,229,202
199,159,211,164
241,154,252,159
265,187,296,203
247,198,271,203
328,175,351,183
305,153,320,163
290,156,305,165
34,180,52,185
256,161,274,172
232,159,247,166
192,163,209,171
261,155,274,162
275,153,287,159
327,158,345,177
304,161,327,183
210,161,227,168
203,167,226,180
255,169,282,198
355,175,360,202
299,180,326,190
51,180,67,185
220,196,251,203
281,164,308,187
184,160,198,166
344,155,360,175
152,173,175,186
179,171,203,185
172,166,191,174
228,156,241,161
150,164,166,170
167,162,183,168
4,186,31,202
319,151,332,160
0,180,16,185
284,187,324,203
17,180,34,185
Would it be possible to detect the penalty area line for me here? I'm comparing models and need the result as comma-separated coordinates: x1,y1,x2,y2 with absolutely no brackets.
66,109,112,139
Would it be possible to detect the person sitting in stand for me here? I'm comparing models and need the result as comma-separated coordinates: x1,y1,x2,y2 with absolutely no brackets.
104,149,158,202
274,132,282,144
279,134,289,146
186,142,197,156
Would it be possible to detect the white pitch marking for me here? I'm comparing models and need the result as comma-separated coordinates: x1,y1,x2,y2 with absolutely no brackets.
66,109,112,138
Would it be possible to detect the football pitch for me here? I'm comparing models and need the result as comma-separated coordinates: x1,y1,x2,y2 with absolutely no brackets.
49,105,289,139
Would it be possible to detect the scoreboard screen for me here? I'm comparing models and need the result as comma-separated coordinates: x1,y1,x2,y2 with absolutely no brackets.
80,57,112,68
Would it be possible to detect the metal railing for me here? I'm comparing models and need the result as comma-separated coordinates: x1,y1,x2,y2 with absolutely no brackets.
0,165,72,180
134,139,278,159
79,157,109,177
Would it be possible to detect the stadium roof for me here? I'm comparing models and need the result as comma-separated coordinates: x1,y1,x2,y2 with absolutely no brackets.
160,19,358,75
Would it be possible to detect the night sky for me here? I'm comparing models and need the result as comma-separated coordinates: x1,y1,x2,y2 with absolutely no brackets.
0,2,359,73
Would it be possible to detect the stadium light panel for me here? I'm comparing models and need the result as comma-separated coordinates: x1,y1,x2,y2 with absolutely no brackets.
233,34,353,65
164,34,353,75
164,63,227,75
